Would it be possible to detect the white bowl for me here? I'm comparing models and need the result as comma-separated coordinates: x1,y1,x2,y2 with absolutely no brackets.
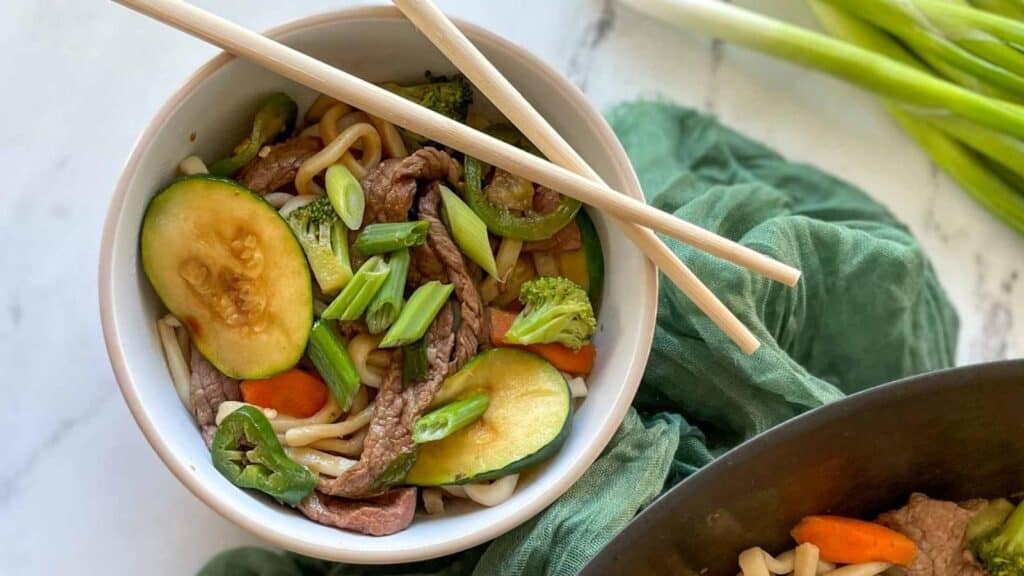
100,6,656,564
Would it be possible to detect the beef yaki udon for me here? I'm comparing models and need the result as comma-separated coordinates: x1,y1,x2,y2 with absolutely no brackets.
738,494,1024,576
140,75,602,536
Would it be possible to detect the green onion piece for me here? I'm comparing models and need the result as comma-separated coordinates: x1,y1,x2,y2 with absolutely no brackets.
325,164,365,230
893,108,1024,233
621,0,1024,139
439,185,498,278
353,221,430,256
379,281,453,348
366,249,411,335
821,0,1024,98
402,338,428,386
927,115,1024,180
321,256,390,321
914,0,1024,49
307,320,360,410
808,0,1024,234
331,219,353,290
413,394,490,443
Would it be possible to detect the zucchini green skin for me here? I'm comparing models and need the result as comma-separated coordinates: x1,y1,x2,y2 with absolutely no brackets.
140,175,313,379
405,348,572,486
576,209,605,308
463,393,572,485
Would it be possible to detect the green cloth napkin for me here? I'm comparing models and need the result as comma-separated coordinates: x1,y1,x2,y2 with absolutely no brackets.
198,102,958,576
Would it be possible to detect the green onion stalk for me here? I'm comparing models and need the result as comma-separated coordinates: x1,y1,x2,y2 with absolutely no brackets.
412,394,491,443
321,256,390,321
307,320,361,410
620,0,1024,235
366,248,411,335
440,185,499,278
353,221,430,256
325,164,365,230
379,281,454,348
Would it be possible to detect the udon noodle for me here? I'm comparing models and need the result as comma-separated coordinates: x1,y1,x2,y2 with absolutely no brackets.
320,106,371,144
283,402,376,447
304,93,345,123
156,314,191,410
737,545,889,576
369,115,408,159
348,334,385,388
308,429,367,457
283,446,356,477
295,122,381,194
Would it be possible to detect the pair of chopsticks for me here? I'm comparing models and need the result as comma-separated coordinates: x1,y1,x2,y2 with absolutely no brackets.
113,0,802,354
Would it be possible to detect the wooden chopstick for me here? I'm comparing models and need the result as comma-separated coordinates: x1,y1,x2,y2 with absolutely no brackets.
112,0,801,286
391,0,762,353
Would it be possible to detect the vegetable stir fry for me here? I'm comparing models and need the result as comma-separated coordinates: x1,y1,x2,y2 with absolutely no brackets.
738,493,1024,576
140,74,604,536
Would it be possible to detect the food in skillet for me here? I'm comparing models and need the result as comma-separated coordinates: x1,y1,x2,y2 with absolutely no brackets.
140,74,604,536
736,493,1024,576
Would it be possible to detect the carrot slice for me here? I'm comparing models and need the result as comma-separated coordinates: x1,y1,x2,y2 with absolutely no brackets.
240,369,329,418
488,308,596,374
489,308,518,346
526,342,596,374
791,515,917,566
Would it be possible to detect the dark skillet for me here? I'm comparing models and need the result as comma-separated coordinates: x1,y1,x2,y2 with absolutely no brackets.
581,360,1024,576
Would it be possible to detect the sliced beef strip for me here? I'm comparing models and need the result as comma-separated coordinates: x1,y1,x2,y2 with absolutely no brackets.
417,182,483,371
237,136,322,195
532,185,563,214
337,319,368,340
408,243,446,286
320,349,407,498
361,147,462,224
394,146,462,189
297,487,417,537
361,159,409,224
188,347,240,447
877,493,988,576
317,306,455,499
522,220,582,253
413,302,457,413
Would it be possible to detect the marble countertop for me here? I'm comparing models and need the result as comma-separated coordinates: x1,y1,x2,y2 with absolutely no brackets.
1,1,1020,574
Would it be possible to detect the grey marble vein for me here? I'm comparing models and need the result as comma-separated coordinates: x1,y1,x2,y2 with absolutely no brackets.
969,255,1017,362
566,0,616,92
703,38,725,114
0,391,116,507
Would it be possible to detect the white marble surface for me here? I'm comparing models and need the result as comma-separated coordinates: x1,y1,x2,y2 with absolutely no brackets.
1,1,1020,574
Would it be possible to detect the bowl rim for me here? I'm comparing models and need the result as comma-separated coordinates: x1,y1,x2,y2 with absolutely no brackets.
99,5,657,563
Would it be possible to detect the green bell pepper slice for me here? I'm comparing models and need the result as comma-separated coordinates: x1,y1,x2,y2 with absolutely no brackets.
209,93,298,177
464,156,581,241
462,123,580,241
211,405,316,505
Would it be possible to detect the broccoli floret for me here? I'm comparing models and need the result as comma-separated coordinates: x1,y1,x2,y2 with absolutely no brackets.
504,277,596,350
975,499,1024,576
381,73,474,124
286,197,352,295
382,73,473,121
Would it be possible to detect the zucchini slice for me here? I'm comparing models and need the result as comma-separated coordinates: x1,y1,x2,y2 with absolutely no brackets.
141,175,313,379
405,348,571,486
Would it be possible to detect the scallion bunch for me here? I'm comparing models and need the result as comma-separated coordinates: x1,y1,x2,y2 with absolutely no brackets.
622,0,1024,235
